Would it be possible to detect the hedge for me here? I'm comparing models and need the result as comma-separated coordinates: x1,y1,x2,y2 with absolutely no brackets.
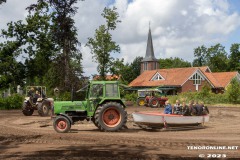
0,94,24,110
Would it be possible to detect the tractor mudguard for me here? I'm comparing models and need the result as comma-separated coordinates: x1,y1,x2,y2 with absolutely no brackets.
57,113,73,125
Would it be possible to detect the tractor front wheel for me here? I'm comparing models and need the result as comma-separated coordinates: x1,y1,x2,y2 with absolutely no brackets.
94,102,127,132
22,102,34,116
38,100,50,117
53,116,71,133
137,98,145,106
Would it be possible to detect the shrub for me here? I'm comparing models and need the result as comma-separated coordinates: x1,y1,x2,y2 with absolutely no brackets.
0,94,24,110
225,78,240,104
124,92,137,102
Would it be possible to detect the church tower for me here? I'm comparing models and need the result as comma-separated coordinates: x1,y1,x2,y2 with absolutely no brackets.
140,27,159,73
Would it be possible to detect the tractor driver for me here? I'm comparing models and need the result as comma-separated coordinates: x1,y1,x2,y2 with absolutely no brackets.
28,87,35,97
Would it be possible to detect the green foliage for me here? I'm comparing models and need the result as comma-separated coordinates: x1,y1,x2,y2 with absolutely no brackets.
226,78,240,104
168,91,229,105
123,92,137,102
159,57,191,69
229,43,240,72
193,43,228,72
86,7,121,79
0,94,24,110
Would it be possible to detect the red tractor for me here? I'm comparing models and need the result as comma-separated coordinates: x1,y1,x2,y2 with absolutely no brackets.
137,89,168,108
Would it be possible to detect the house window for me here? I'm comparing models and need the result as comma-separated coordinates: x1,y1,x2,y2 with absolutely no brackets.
190,72,204,85
151,72,164,81
144,62,148,70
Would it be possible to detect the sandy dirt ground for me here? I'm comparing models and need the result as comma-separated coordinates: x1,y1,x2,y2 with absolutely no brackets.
0,105,239,160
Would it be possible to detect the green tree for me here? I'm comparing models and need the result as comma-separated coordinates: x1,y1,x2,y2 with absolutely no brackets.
192,45,208,67
28,0,83,90
159,57,191,69
86,7,121,80
207,43,228,72
229,43,240,72
0,41,25,89
226,78,240,103
1,0,83,91
1,1,56,86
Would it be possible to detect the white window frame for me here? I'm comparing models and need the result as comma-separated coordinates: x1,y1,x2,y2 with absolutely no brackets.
151,72,165,81
189,72,204,85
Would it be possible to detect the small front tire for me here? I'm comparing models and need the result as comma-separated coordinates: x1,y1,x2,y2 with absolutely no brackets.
22,103,34,116
53,116,71,133
137,98,145,106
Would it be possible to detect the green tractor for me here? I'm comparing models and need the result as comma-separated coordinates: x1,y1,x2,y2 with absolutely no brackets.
52,81,127,133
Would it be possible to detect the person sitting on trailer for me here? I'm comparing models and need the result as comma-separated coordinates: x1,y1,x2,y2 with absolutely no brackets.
200,101,209,115
164,100,172,114
173,99,182,114
189,100,197,116
182,101,191,116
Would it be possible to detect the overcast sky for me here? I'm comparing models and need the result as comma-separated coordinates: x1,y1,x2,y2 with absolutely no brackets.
1,0,240,77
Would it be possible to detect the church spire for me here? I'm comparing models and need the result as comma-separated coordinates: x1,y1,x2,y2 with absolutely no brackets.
142,26,157,62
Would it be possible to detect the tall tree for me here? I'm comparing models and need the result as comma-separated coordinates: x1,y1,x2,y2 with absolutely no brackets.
1,1,56,86
207,43,228,72
229,43,240,72
86,7,121,80
159,57,191,69
192,45,208,67
0,41,25,89
28,0,83,90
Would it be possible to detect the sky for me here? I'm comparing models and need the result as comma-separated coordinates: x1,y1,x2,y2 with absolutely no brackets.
1,0,240,77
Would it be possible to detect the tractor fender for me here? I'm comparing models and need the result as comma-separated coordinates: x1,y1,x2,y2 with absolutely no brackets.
56,113,73,125
99,100,126,108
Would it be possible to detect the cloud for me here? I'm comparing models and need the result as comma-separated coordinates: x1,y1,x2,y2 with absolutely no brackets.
1,0,240,77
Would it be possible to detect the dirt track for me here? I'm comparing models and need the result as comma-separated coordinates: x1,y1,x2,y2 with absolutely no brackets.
0,106,239,160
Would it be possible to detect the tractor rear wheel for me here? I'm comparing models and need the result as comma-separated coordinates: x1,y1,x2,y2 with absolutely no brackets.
149,97,159,108
94,102,127,132
22,102,34,116
53,116,71,133
37,100,50,117
137,98,145,106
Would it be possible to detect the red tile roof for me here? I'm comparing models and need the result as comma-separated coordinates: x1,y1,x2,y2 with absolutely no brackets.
211,72,238,87
129,66,238,88
129,67,198,87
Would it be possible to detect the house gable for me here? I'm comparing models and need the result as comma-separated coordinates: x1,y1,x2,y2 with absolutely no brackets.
150,72,165,81
181,69,215,88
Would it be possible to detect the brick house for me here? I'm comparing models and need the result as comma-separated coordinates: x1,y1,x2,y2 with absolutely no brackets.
128,27,240,94
129,66,240,94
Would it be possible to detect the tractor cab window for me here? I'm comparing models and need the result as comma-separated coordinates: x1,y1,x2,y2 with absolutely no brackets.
106,84,119,97
90,84,103,98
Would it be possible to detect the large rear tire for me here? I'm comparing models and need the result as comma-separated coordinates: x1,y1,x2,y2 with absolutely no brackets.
22,102,34,116
94,102,127,132
149,97,159,108
137,98,145,106
37,100,50,117
53,116,71,133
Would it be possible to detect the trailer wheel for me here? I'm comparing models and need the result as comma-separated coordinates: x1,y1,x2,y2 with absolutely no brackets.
53,116,71,133
149,97,159,108
22,102,34,116
94,102,127,132
38,100,50,117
